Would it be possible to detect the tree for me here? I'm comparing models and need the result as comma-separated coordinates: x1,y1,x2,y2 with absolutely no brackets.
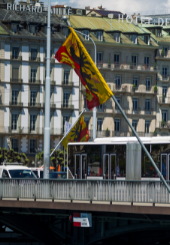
0,148,29,165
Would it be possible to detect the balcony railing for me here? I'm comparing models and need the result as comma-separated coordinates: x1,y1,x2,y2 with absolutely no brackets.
132,107,141,114
11,55,22,61
89,130,111,138
112,131,155,137
157,74,170,82
131,86,155,93
61,103,74,110
10,79,23,83
159,121,170,129
29,79,41,84
3,127,64,135
144,108,154,115
156,50,169,58
61,81,74,86
96,62,158,71
28,103,41,107
29,56,40,62
9,102,23,107
158,96,170,104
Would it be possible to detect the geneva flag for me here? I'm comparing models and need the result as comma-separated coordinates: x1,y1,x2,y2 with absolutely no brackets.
62,115,89,151
55,27,113,109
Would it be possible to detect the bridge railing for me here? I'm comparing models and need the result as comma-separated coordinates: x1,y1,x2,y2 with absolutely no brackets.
0,179,170,204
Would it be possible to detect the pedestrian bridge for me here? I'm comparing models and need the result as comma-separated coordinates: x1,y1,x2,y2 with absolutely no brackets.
1,179,170,215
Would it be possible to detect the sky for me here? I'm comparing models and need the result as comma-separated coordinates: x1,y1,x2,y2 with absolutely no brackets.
49,0,170,15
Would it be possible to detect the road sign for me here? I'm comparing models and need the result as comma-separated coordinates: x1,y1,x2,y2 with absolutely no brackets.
73,213,92,227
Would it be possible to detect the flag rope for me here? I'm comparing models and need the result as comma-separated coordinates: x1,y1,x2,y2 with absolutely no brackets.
50,108,86,157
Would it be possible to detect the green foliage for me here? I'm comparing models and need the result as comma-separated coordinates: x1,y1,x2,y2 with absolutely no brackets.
154,85,158,92
132,83,136,88
0,148,30,165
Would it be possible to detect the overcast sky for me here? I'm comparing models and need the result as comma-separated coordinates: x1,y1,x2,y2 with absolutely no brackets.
49,0,170,15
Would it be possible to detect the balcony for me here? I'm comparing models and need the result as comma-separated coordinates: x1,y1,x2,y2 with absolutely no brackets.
28,103,41,108
96,105,106,113
9,102,23,107
29,56,40,62
61,81,74,87
11,55,22,61
144,108,155,115
112,131,155,137
158,96,170,104
61,103,74,110
89,130,111,138
29,79,41,84
155,50,170,59
113,85,129,93
132,107,141,115
157,73,170,82
3,127,64,135
96,62,158,72
159,121,170,129
131,86,155,94
10,79,23,83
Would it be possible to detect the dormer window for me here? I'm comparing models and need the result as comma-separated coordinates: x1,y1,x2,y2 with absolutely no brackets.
131,35,137,44
97,31,103,41
11,23,17,34
114,32,120,43
30,25,36,35
62,28,69,38
144,35,150,45
83,30,89,40
156,28,161,37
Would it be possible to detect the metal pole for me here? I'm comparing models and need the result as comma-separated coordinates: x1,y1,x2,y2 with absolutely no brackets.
112,95,170,193
50,108,86,157
73,29,97,140
64,148,65,172
43,0,51,179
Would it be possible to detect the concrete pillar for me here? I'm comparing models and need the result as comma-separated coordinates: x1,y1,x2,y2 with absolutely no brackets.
126,142,141,180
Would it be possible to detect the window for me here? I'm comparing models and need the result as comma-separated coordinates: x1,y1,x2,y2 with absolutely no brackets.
63,116,70,132
97,31,103,41
2,170,9,178
133,77,138,87
162,110,167,122
146,79,151,91
145,99,151,111
30,139,36,153
31,48,37,61
144,57,150,67
132,55,137,65
132,120,138,131
12,67,19,80
162,67,168,78
30,91,37,106
11,23,17,33
64,70,70,84
97,52,103,64
144,35,149,45
115,76,121,89
157,29,161,37
114,54,120,64
30,25,36,35
83,30,89,40
30,115,36,131
97,104,103,111
62,28,69,38
30,68,37,83
12,90,18,105
163,86,167,97
115,119,120,132
145,121,150,133
114,32,120,43
11,114,18,130
97,119,103,131
115,97,120,110
131,35,137,44
133,98,138,111
163,47,168,56
12,139,18,152
63,93,70,107
84,96,87,108
12,47,19,59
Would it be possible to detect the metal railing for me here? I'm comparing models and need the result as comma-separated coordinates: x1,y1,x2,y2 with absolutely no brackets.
10,79,23,83
0,179,170,204
29,56,40,62
61,104,74,110
11,55,22,61
157,74,170,81
2,127,64,135
96,62,158,71
158,96,170,104
61,81,74,86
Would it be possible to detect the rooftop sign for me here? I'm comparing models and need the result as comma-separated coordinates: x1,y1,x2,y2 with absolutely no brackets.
7,3,42,12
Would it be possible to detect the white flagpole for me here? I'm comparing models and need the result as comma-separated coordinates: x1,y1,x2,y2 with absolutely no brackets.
50,108,86,157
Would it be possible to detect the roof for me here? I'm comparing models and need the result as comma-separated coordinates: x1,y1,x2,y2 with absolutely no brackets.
87,9,124,18
68,136,170,146
0,165,29,170
70,15,158,47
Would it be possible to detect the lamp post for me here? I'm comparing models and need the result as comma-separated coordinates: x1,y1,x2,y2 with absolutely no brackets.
43,0,51,179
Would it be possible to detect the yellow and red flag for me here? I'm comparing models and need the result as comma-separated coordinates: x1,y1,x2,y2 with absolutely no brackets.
55,27,113,109
62,115,89,151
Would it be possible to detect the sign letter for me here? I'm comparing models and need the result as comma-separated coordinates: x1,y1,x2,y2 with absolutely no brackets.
7,3,12,10
118,14,124,23
126,15,133,24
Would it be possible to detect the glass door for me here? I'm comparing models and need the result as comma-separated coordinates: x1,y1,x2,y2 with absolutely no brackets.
103,154,109,179
81,154,87,179
110,154,116,179
75,154,80,179
161,154,167,180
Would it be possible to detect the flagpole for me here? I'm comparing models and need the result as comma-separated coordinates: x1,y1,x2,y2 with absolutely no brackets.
43,0,51,179
50,108,86,157
112,95,170,193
